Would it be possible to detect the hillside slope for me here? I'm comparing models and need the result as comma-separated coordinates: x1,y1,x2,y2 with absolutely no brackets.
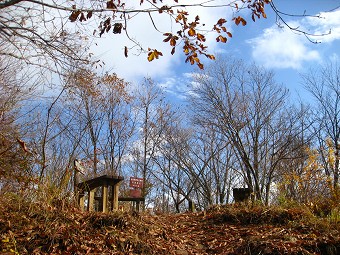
1,198,339,254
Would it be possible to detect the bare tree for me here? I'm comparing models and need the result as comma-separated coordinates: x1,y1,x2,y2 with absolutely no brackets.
302,60,340,192
65,68,134,177
151,112,196,212
99,74,135,176
0,1,89,72
131,78,172,198
0,56,37,188
193,126,237,206
191,59,304,204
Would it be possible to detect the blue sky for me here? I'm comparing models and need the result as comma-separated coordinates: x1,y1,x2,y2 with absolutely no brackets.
90,0,340,104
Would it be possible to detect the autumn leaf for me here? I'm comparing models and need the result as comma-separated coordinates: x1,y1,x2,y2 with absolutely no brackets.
241,18,247,26
234,17,240,25
217,18,227,26
107,0,116,9
170,37,177,46
206,54,216,60
147,49,163,62
196,33,205,42
113,23,123,34
87,11,93,19
163,33,172,42
234,16,247,26
124,46,128,58
216,35,227,43
188,28,196,36
17,138,29,152
79,13,86,22
69,11,81,22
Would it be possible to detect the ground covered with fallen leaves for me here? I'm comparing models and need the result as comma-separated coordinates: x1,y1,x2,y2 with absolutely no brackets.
1,196,339,254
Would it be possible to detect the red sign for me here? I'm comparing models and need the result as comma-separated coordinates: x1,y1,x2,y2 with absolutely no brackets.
130,189,142,198
129,177,144,188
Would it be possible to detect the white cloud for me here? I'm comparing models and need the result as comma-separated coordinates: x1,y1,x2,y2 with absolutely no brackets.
307,10,340,43
248,9,340,70
329,53,339,63
158,75,189,100
248,26,320,69
156,71,208,100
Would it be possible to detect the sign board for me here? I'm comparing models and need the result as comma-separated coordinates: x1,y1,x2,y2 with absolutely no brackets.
130,189,142,198
129,177,144,188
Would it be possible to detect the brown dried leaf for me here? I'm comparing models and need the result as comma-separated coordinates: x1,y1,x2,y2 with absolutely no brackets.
124,46,128,58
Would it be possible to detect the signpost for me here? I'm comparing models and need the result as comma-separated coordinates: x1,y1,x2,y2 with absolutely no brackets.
129,177,144,198
127,177,144,211
129,177,144,189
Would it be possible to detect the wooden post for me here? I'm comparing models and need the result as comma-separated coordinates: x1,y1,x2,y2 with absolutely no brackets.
113,183,120,211
188,200,195,212
102,182,108,213
136,200,140,212
89,189,95,211
78,193,85,211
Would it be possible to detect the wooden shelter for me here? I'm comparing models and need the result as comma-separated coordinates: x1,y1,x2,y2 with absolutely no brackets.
233,188,252,203
77,175,124,212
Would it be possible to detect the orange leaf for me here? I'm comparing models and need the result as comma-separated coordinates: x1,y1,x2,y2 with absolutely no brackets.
196,33,205,42
163,34,172,42
214,26,221,33
206,54,215,60
170,37,177,46
188,28,196,36
148,52,155,62
69,11,81,22
147,50,163,62
216,35,227,43
217,18,227,26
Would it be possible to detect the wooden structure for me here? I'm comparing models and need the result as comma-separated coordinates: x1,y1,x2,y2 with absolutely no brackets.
77,175,124,212
118,197,145,212
233,188,252,202
117,176,145,212
188,200,196,212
